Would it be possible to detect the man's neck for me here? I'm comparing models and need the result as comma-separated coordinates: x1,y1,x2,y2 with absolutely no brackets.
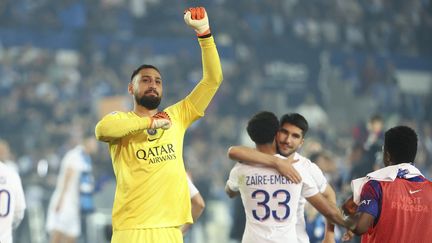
255,144,276,155
133,105,157,117
285,152,296,160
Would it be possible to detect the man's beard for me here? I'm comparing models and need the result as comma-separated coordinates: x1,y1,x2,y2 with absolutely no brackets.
135,95,161,110
277,147,295,158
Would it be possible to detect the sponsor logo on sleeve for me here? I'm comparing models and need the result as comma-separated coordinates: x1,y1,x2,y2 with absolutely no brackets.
359,199,371,206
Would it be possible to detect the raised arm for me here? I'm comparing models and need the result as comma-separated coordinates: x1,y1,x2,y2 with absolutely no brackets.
227,146,302,183
184,7,223,114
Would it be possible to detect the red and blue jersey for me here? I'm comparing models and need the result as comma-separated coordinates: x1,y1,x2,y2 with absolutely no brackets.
358,173,432,243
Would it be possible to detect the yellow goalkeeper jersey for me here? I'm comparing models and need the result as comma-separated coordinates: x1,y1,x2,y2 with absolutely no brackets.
95,36,222,231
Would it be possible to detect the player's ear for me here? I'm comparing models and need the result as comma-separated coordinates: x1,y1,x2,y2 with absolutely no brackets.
127,82,134,95
384,150,392,165
299,138,305,148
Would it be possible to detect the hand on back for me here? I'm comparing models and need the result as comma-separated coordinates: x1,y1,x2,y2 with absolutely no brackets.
275,157,301,183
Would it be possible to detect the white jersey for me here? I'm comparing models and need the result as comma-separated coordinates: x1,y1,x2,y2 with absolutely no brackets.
46,145,90,237
227,154,319,243
293,152,328,243
0,161,26,243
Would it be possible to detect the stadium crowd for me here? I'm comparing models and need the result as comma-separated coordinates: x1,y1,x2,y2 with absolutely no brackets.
1,0,431,242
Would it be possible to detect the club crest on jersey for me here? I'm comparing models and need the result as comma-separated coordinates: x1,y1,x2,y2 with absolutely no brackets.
147,129,157,135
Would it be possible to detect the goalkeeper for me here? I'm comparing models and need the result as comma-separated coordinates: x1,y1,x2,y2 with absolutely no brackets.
95,7,221,243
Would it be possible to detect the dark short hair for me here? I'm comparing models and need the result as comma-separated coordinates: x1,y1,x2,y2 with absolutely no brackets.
279,113,309,136
384,125,417,164
247,111,279,145
130,64,160,82
369,114,383,123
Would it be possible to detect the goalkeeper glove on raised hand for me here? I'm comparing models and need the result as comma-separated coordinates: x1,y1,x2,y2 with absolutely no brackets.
150,111,171,130
184,7,211,37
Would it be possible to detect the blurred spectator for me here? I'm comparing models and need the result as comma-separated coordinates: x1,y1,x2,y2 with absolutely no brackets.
0,158,26,243
360,56,381,95
310,151,339,185
363,114,385,170
296,94,329,140
304,203,343,243
0,139,18,172
423,123,432,164
46,135,98,243
347,142,366,179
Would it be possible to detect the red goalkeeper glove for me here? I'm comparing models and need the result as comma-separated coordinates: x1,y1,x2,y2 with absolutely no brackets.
150,111,171,130
184,7,211,37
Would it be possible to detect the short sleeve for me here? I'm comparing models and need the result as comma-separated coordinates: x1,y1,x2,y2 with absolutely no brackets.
309,163,328,193
300,171,320,198
63,150,83,171
357,180,381,219
226,163,241,192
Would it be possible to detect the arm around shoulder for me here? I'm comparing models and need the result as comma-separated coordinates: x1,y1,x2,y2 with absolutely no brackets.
227,146,276,166
227,146,301,183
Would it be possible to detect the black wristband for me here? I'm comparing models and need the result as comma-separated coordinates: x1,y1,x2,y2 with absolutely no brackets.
198,33,212,38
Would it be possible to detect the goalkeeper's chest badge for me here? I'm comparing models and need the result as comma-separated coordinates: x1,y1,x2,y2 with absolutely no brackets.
147,129,157,135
